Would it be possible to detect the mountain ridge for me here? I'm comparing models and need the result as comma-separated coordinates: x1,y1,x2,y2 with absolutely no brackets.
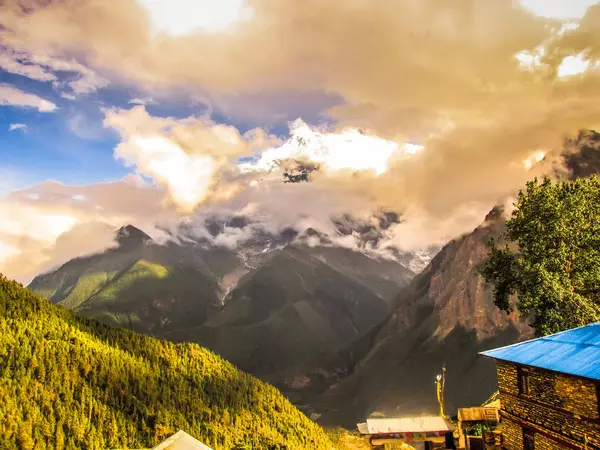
28,224,415,391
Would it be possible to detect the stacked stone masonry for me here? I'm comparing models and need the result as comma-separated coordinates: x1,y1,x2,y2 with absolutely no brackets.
535,432,571,450
496,362,600,449
501,417,523,449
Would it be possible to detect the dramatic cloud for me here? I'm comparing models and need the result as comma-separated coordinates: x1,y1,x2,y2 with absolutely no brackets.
8,123,27,132
103,106,278,211
1,1,597,185
0,84,56,112
0,46,108,97
1,0,600,282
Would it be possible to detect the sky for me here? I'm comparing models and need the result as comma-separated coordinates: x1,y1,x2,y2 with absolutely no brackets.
1,0,600,283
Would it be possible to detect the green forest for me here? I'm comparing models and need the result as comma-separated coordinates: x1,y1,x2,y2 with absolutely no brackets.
0,274,333,450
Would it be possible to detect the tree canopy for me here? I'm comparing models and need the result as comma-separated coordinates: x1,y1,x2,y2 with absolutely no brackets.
481,176,600,337
0,274,332,450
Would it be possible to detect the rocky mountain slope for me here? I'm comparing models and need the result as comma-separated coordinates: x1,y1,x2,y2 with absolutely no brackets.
166,244,411,383
0,274,332,450
314,207,532,426
28,225,226,335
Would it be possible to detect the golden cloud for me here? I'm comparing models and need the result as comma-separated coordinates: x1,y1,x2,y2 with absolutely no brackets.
0,176,177,284
1,0,600,282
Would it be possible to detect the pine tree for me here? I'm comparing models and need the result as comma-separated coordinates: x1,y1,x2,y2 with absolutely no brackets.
0,275,333,450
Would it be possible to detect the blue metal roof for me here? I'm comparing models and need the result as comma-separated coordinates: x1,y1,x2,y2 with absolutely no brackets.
479,322,600,380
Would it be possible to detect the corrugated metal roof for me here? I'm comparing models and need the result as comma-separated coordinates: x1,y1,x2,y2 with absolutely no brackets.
480,322,600,380
364,416,452,434
151,430,213,450
457,407,499,422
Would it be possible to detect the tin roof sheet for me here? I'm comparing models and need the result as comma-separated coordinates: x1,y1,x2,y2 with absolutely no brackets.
480,322,600,380
364,416,452,434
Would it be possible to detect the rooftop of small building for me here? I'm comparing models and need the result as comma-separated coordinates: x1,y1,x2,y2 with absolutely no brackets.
480,322,600,381
357,415,453,435
150,430,213,450
457,407,499,422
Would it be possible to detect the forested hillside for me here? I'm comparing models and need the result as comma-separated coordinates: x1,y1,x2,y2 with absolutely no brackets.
0,275,332,450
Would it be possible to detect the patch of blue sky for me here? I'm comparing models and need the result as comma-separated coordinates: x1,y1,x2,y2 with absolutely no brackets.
0,71,130,188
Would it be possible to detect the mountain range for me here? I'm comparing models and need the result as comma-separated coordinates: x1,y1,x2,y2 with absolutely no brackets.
313,206,531,426
29,222,416,391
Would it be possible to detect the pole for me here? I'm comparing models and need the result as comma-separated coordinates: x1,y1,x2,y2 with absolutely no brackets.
436,365,446,418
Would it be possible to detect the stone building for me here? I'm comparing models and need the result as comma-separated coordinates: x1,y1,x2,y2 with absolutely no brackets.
480,322,600,449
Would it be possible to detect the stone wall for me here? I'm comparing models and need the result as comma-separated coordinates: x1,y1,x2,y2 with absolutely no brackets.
500,416,522,450
535,433,571,450
497,363,519,396
502,389,600,447
555,375,599,419
497,362,599,419
495,362,600,449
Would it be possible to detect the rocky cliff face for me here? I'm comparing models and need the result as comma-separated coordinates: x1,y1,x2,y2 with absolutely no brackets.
315,207,533,426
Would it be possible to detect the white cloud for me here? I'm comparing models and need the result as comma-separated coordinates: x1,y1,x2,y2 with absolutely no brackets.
519,0,600,20
515,48,545,71
139,0,254,36
128,97,156,105
0,47,108,98
66,113,106,140
8,123,27,132
557,53,592,77
0,50,56,82
103,106,270,212
0,175,178,284
0,84,56,112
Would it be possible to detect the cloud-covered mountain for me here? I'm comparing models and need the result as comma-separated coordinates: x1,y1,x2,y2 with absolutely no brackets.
29,219,416,388
3,0,600,319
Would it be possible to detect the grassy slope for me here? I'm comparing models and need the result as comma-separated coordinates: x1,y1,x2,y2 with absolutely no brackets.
0,275,332,450
29,245,223,336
